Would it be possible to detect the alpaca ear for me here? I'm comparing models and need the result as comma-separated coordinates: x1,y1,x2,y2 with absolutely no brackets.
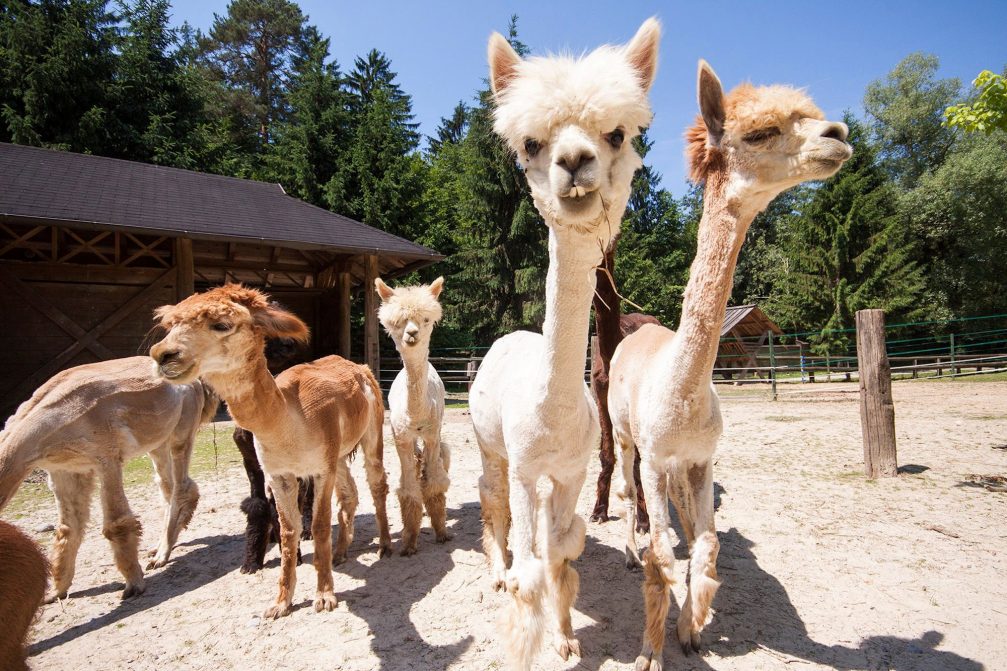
253,304,310,344
488,31,521,96
374,277,394,302
429,276,445,299
698,59,725,147
625,17,661,92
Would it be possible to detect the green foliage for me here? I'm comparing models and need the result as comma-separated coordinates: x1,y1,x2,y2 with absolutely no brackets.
944,69,1007,135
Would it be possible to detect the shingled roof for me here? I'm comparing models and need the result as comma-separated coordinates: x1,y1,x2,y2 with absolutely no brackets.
0,142,441,261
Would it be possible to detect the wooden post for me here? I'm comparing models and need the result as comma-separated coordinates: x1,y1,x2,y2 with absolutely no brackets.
363,255,380,376
337,271,351,359
174,237,194,302
950,333,957,377
768,330,777,401
856,309,898,478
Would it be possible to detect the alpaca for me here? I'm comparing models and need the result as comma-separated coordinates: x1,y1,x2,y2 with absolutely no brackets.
232,337,315,574
469,19,660,668
375,276,450,554
589,242,658,532
150,284,391,618
609,61,852,670
0,357,215,601
0,521,48,671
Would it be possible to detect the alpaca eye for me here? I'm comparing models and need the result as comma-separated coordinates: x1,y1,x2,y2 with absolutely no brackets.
423,318,430,324
742,127,781,144
211,322,231,332
606,128,625,149
524,138,541,158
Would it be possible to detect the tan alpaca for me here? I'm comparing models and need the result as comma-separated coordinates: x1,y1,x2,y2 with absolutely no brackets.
375,277,450,554
0,357,215,601
150,285,391,618
609,62,852,670
470,19,660,669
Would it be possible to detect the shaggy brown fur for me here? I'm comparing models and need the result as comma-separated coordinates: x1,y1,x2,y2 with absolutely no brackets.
151,284,391,618
0,521,47,671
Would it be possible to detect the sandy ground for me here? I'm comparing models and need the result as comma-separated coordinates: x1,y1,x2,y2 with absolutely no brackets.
8,379,1007,671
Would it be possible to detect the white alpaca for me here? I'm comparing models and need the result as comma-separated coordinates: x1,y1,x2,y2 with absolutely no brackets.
469,19,660,669
375,276,450,555
609,62,852,670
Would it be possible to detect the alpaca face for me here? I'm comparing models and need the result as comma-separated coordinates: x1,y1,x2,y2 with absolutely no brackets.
488,19,660,239
688,61,852,197
376,277,444,354
150,285,309,385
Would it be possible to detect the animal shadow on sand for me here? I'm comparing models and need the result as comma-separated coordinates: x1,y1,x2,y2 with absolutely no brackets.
29,532,247,656
573,482,982,671
308,504,477,671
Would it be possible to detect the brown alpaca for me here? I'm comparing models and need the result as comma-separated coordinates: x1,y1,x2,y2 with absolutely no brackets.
589,241,657,532
0,357,216,602
609,62,851,670
0,521,47,671
151,284,391,618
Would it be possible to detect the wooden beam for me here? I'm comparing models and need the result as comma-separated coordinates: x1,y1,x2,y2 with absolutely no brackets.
363,255,379,374
856,309,898,478
338,271,351,358
175,238,194,301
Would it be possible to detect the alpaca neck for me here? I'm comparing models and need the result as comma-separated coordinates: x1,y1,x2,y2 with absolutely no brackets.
398,344,431,419
539,225,603,406
205,355,286,440
672,172,771,390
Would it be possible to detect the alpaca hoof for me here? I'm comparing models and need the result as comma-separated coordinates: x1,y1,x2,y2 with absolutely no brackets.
301,529,313,541
635,654,662,671
240,561,263,574
44,590,67,604
263,602,291,619
146,547,158,558
122,581,145,599
435,530,453,543
589,508,608,524
333,552,347,566
492,578,505,592
399,543,417,557
378,543,392,558
556,636,581,660
625,546,643,570
313,592,337,612
145,557,167,570
636,517,651,534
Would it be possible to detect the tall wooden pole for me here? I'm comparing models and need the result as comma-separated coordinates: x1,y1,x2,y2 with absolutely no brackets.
337,271,351,359
174,237,194,302
856,309,898,478
363,255,380,376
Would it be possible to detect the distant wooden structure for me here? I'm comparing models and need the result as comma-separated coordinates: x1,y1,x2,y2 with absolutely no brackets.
0,143,442,418
715,304,783,380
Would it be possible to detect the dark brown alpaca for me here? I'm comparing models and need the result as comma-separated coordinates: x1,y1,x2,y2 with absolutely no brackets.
589,241,659,532
0,521,47,671
233,337,314,574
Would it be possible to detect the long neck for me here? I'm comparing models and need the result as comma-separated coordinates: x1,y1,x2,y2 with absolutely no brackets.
673,172,770,387
205,355,286,439
398,343,430,418
540,226,602,405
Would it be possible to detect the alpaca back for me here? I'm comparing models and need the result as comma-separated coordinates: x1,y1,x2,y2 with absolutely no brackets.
0,521,47,671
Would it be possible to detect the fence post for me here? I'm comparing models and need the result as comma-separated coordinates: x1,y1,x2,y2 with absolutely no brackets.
768,330,777,401
856,309,898,478
950,333,957,377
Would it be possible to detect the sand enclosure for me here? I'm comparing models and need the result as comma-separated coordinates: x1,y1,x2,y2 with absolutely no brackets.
11,379,1007,670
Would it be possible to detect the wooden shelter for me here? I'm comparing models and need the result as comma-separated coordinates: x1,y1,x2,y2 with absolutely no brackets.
0,142,442,418
715,304,783,380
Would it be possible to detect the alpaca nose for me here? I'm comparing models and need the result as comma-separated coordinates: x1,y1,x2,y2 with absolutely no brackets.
556,150,595,177
405,326,419,339
157,349,180,366
821,122,848,142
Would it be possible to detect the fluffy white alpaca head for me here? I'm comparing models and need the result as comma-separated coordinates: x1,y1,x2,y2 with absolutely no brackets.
375,277,444,352
488,18,660,243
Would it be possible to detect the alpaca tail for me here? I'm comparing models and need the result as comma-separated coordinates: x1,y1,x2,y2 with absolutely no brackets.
502,559,546,671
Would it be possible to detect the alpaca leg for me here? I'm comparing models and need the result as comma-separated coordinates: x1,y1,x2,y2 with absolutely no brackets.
633,447,651,533
676,460,720,655
146,446,173,560
311,471,337,612
97,459,145,599
667,461,695,548
636,457,675,671
616,436,642,569
45,470,94,602
477,449,510,590
503,473,546,671
361,422,392,557
546,475,587,661
234,428,272,573
420,430,451,543
590,373,616,524
147,440,199,569
394,433,423,556
333,462,358,564
299,476,315,540
263,474,301,619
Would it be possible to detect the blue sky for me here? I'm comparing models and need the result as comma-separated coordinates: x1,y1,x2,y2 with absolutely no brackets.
168,0,1007,196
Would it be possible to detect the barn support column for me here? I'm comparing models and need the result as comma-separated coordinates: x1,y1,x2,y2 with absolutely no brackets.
363,255,380,377
337,271,352,359
175,238,194,301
